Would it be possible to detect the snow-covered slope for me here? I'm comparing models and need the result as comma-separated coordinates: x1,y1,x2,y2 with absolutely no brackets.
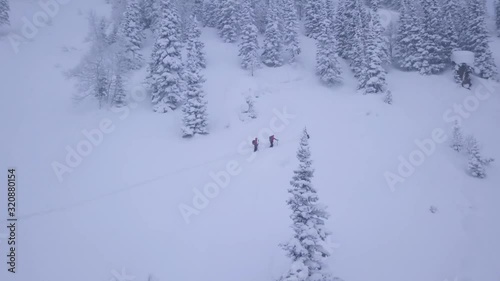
1,1,499,281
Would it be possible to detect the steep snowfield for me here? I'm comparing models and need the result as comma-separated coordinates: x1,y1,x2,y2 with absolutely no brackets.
1,1,500,281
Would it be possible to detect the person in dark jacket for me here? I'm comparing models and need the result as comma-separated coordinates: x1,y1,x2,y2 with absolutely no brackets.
269,135,278,147
252,138,259,152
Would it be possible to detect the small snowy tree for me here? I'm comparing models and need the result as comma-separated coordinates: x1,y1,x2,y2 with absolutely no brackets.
68,14,123,109
279,128,333,281
147,0,184,112
0,0,9,27
467,0,499,80
450,121,464,152
282,0,301,63
466,136,486,178
243,95,257,119
186,16,206,69
217,0,239,43
181,34,209,137
383,90,393,104
239,0,260,75
112,72,127,107
316,17,342,86
261,0,283,67
121,0,145,69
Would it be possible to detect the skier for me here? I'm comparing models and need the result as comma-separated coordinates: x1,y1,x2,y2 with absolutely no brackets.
252,137,259,152
269,135,278,147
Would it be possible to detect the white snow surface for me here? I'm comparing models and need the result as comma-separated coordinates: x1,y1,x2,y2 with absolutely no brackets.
452,51,475,65
1,1,500,281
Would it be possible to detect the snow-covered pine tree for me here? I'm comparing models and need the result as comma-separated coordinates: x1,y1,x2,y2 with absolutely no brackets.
350,4,367,80
203,0,219,28
466,136,486,178
279,128,333,281
441,0,460,62
467,0,499,80
193,0,204,24
217,0,239,43
304,0,325,39
418,0,447,75
121,0,145,69
361,11,388,94
138,0,158,30
394,0,421,71
282,0,301,63
261,0,284,67
496,0,500,36
334,0,350,59
181,25,209,137
243,95,257,119
239,0,260,75
147,0,184,112
0,0,9,27
383,90,393,104
450,121,464,152
186,16,206,69
253,0,268,33
316,15,342,86
112,72,127,107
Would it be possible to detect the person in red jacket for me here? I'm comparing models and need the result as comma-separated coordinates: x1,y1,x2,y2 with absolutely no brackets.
252,138,259,152
269,135,278,147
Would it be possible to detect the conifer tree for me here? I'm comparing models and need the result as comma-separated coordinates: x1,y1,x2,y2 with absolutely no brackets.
394,0,421,71
243,95,257,119
0,0,9,27
261,0,283,67
496,0,500,36
203,0,219,28
138,0,158,30
467,0,498,80
441,0,460,61
383,90,393,105
316,16,342,86
282,0,301,63
194,0,204,24
218,0,239,43
181,28,209,137
253,0,268,33
450,121,464,152
466,136,486,178
186,16,206,69
304,0,325,39
350,5,367,80
418,0,447,75
121,0,145,69
112,73,127,107
361,11,388,94
239,0,260,75
147,0,184,113
279,128,333,281
334,0,350,59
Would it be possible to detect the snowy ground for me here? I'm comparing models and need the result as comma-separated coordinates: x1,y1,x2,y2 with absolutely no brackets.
1,1,500,281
